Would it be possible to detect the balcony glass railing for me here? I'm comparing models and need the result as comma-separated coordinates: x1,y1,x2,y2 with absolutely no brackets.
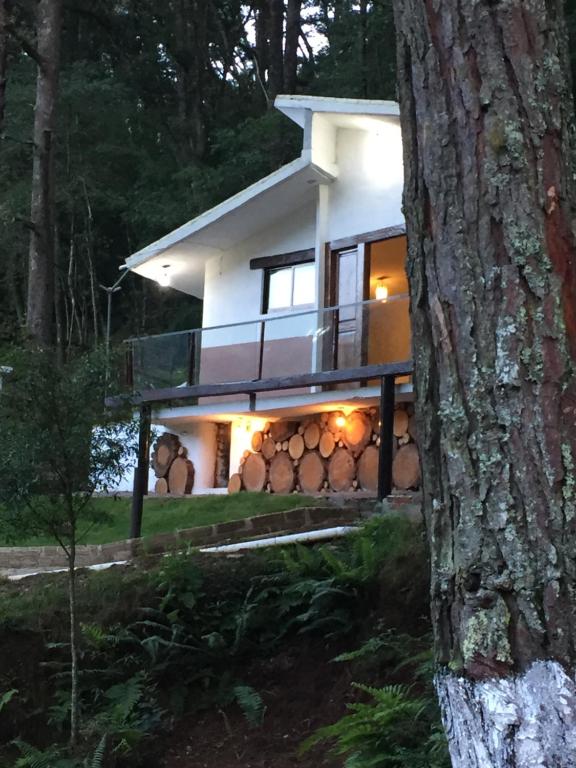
127,296,411,393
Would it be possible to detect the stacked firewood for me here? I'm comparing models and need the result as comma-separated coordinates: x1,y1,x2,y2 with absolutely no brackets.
228,405,421,495
152,433,195,495
391,403,421,491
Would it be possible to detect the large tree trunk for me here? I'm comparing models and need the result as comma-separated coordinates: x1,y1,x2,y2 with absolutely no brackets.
172,0,207,161
267,0,284,101
255,0,270,85
0,0,8,133
283,0,301,94
26,0,63,346
392,1,576,765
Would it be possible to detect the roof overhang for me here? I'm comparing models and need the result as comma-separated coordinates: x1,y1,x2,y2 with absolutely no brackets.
126,156,335,298
275,94,400,129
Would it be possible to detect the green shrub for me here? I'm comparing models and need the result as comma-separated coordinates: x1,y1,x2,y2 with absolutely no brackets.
302,626,449,768
301,683,449,768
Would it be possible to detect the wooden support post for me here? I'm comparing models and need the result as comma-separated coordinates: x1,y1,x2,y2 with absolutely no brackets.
187,331,197,386
249,392,256,411
378,375,395,501
257,320,265,380
130,404,151,539
125,345,134,389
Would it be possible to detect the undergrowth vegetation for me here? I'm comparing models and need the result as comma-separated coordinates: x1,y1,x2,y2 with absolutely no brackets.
0,515,443,767
301,627,449,767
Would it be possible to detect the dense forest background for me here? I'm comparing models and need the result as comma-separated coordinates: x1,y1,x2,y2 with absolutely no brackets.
1,0,576,351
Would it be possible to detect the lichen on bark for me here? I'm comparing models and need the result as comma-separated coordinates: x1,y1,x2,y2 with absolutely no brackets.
392,0,576,707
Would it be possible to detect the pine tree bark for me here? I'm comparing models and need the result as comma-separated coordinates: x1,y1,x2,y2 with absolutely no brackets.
26,0,63,346
267,0,284,101
392,1,576,764
172,0,208,161
0,0,8,133
255,0,270,83
284,0,301,94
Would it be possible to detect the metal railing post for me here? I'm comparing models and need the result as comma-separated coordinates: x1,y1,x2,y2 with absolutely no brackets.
332,307,340,371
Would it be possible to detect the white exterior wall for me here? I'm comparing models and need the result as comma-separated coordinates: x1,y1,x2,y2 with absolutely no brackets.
311,113,337,172
177,422,218,492
201,202,316,334
229,416,268,481
327,125,404,241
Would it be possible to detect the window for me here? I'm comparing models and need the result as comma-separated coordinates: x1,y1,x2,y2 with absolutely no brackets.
265,263,315,312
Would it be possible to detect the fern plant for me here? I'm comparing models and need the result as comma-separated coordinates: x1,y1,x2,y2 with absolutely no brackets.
12,740,78,768
301,683,450,768
84,736,106,768
13,737,107,768
232,685,267,727
82,673,163,754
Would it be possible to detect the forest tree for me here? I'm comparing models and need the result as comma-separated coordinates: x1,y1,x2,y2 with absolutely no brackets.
26,0,63,346
392,0,576,765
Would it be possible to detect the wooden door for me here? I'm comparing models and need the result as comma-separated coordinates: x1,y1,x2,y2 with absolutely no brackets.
327,244,370,371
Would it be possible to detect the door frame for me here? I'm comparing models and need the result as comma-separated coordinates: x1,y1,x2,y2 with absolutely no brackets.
324,224,406,371
324,223,406,307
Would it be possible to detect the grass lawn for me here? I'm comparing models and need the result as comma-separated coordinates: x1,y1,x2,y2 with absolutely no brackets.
0,493,319,547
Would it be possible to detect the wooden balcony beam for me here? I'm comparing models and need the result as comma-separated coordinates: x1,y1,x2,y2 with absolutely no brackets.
106,361,413,408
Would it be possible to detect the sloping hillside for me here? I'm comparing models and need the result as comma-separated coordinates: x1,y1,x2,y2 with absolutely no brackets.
0,516,444,768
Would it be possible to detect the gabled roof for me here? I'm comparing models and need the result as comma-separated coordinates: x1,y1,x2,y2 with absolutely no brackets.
125,95,400,298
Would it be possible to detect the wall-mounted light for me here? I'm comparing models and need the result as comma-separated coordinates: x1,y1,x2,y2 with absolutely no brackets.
375,276,388,302
335,415,346,428
157,264,171,288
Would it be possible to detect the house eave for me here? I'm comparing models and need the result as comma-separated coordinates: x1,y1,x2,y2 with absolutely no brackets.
124,156,335,296
274,94,400,128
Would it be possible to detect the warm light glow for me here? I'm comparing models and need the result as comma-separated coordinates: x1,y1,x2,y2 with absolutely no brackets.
335,415,346,428
157,264,171,288
229,416,268,478
375,281,388,302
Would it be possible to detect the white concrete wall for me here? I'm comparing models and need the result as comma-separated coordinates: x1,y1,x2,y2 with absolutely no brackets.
311,113,337,171
201,202,316,337
229,416,267,480
177,422,218,491
327,124,404,242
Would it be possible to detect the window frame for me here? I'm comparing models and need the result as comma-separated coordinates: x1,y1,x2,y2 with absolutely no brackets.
263,262,316,314
254,249,316,315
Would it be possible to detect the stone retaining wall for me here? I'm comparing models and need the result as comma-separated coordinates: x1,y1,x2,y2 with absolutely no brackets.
0,505,365,571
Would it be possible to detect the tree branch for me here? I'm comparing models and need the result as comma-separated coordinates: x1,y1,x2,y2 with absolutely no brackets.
6,22,43,67
299,30,314,62
15,215,41,235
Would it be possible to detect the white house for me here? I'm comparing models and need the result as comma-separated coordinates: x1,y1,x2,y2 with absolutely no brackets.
119,95,416,498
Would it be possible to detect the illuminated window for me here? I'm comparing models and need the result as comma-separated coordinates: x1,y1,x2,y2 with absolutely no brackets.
265,263,315,312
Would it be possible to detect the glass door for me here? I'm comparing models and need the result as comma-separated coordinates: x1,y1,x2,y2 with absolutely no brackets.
323,243,370,379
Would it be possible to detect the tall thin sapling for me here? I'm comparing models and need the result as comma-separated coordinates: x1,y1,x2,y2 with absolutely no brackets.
0,349,136,748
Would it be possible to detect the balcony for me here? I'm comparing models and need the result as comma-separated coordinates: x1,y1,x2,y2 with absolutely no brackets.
125,296,412,402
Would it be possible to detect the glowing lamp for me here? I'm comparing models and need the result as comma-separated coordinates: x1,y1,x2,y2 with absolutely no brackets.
335,415,346,428
157,264,171,288
375,277,388,302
